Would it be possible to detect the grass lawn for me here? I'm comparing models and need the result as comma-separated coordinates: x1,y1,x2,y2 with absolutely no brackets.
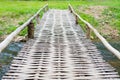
0,1,46,36
0,0,120,40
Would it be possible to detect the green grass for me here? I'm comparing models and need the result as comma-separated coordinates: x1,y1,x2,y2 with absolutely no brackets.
76,12,99,40
0,1,81,36
89,0,120,7
72,0,120,40
0,1,46,36
0,0,120,40
103,7,120,31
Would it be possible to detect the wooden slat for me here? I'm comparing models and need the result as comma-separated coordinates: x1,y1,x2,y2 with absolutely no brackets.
2,9,120,80
68,4,120,59
0,4,48,53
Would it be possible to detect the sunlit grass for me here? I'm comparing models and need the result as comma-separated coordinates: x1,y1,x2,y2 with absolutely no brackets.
0,0,120,37
0,1,46,36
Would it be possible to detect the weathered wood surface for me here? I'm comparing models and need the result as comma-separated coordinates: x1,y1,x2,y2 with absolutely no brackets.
2,10,120,80
27,21,34,39
69,4,120,59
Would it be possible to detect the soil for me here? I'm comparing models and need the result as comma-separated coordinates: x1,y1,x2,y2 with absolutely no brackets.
79,5,119,40
81,6,106,19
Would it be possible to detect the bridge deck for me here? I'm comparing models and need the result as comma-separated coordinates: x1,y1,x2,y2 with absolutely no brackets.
2,10,120,80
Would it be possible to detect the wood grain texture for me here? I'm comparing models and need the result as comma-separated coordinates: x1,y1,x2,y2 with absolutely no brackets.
2,9,120,80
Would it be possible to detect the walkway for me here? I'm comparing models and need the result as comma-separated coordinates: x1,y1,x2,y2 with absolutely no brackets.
2,10,120,80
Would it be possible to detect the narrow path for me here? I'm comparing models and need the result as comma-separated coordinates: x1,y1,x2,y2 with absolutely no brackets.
2,10,120,80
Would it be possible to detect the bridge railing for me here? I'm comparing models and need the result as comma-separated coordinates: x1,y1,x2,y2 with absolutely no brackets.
68,4,120,59
0,4,49,53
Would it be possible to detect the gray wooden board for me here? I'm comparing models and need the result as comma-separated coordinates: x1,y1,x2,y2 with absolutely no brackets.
2,10,120,80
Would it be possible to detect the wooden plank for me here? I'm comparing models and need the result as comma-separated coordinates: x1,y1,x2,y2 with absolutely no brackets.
2,10,120,80
36,14,40,24
68,4,120,59
27,21,34,39
86,24,91,38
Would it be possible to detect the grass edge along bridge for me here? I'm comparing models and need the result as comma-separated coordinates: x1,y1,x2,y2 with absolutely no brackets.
0,4,120,79
0,4,49,53
0,4,120,60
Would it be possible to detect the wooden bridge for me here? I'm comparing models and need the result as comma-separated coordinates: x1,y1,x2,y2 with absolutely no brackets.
1,4,120,80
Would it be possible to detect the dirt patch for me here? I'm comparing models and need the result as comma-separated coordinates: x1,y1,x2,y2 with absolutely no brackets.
79,5,119,40
100,24,119,39
81,6,107,19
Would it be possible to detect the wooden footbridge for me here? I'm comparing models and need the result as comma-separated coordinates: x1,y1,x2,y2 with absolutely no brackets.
0,4,120,80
